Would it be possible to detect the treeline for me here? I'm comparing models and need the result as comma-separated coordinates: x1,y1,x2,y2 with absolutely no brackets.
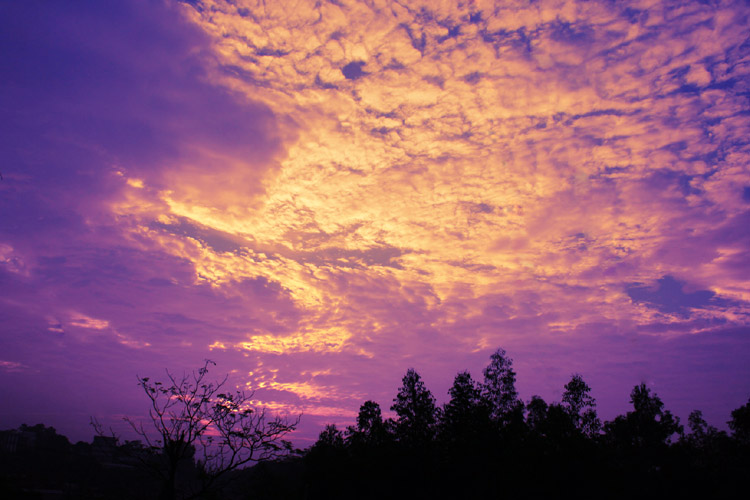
303,348,750,499
2,348,749,499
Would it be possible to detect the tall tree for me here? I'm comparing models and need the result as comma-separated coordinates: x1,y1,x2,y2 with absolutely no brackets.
305,424,349,498
604,383,682,449
525,395,549,434
561,374,601,437
481,348,523,425
729,398,750,445
391,369,438,446
439,371,488,445
315,424,345,449
356,401,384,436
348,401,390,447
685,410,724,449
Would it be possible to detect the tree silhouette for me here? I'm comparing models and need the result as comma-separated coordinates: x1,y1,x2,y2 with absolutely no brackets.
481,348,524,426
391,368,438,447
686,410,722,446
348,400,390,448
439,371,488,446
315,424,345,449
305,424,349,499
525,395,549,434
561,374,601,437
729,398,750,445
604,383,682,449
105,360,299,500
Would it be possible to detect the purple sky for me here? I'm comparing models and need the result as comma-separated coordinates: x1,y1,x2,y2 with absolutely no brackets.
1,0,750,447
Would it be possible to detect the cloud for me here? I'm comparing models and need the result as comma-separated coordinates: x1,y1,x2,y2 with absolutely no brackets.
0,361,27,373
1,0,749,442
626,275,734,317
142,0,750,420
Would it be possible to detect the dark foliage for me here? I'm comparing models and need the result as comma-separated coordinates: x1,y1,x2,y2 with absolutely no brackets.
301,349,750,499
391,368,439,447
3,348,749,499
729,398,750,444
481,348,524,427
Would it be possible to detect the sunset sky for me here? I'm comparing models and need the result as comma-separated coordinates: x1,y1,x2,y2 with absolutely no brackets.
2,0,749,446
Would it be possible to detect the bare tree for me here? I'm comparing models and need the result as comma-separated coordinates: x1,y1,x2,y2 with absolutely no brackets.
98,360,300,500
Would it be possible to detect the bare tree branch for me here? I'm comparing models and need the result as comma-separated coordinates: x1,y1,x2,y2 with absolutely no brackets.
94,360,299,500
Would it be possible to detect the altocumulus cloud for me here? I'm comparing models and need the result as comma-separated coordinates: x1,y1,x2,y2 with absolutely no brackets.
0,0,749,443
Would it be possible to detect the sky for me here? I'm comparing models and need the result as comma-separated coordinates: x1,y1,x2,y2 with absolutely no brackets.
1,0,749,446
